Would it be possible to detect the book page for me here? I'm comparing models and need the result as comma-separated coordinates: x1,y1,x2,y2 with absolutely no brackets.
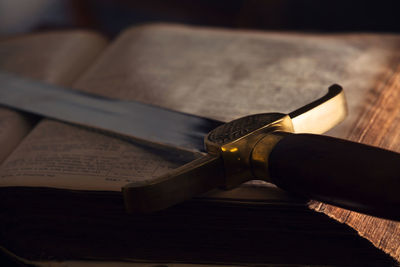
0,120,188,191
74,24,400,137
1,24,400,192
0,31,108,162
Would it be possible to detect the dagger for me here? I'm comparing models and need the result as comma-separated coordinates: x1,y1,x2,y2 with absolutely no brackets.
0,72,399,221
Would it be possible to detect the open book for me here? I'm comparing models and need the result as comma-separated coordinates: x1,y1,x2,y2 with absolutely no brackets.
1,24,400,266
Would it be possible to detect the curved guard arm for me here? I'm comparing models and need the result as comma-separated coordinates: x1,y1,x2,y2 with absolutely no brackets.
123,154,225,213
290,84,347,134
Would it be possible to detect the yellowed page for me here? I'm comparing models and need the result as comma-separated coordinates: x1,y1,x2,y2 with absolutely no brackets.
74,24,400,137
0,31,108,162
1,24,400,193
0,120,182,191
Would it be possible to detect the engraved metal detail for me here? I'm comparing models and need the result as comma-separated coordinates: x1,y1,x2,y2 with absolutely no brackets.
207,113,284,145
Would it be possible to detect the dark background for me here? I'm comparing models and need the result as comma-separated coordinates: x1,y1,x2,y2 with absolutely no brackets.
1,0,400,38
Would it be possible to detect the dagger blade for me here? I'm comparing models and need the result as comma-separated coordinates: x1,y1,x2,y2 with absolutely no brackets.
0,71,222,152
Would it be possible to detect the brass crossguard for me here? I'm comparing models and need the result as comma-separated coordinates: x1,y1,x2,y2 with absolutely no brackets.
123,85,348,212
124,85,400,221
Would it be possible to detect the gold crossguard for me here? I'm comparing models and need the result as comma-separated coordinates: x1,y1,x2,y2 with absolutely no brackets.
123,85,347,213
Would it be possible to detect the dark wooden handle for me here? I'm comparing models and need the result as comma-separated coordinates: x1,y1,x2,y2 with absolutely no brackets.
268,133,400,221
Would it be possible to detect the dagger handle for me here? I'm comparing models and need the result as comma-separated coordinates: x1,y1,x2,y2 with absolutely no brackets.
264,133,400,221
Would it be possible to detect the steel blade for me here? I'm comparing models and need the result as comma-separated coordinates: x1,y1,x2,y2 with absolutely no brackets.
0,72,223,152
